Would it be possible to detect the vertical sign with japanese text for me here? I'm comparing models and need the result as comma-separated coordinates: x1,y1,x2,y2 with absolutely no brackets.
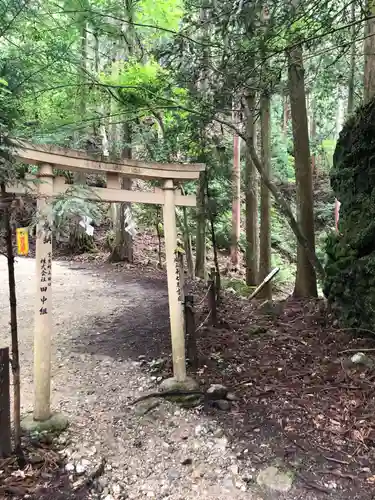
38,224,52,317
33,163,54,421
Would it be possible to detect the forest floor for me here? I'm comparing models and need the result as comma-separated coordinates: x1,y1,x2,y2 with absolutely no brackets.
0,255,374,500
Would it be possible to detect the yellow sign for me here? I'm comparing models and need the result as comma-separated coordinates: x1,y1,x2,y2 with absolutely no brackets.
16,228,29,256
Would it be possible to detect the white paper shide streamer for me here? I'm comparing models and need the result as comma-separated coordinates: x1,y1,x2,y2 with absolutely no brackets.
124,206,137,237
79,216,94,236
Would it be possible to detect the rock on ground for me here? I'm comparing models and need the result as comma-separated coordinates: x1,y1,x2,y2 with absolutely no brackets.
257,466,293,493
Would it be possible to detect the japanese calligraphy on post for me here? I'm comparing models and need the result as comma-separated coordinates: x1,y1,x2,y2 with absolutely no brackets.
174,250,181,302
38,224,52,316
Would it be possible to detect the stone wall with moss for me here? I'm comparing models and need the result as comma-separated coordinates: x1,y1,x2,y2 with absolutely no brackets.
324,99,375,330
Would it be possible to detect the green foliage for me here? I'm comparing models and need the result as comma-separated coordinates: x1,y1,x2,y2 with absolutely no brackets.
320,139,336,172
135,0,183,44
102,58,169,109
222,278,255,297
51,186,103,247
133,203,162,233
272,253,296,289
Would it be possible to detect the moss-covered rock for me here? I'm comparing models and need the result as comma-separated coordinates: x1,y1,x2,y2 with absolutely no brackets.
324,99,375,330
222,278,255,297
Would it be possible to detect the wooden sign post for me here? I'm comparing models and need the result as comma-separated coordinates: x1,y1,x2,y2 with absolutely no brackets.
34,163,53,421
163,180,186,382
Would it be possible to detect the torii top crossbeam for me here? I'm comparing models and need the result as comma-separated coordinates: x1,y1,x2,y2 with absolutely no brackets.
11,139,205,181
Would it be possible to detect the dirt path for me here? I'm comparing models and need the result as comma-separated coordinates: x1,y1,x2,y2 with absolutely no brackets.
0,257,264,500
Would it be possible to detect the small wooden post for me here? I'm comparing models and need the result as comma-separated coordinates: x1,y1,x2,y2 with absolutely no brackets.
0,347,11,457
163,180,186,381
208,267,217,327
184,295,198,371
34,163,54,421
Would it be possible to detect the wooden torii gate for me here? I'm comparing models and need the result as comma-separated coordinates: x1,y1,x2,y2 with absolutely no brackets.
7,140,205,424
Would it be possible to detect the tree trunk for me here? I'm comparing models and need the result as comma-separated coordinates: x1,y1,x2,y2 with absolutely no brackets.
1,184,21,452
230,112,241,267
288,46,317,298
258,94,272,299
195,171,207,279
94,31,109,155
110,123,134,263
206,174,221,295
156,208,163,268
335,89,345,139
0,347,11,457
179,186,194,278
309,97,317,177
108,8,135,263
244,93,259,286
283,93,289,136
70,19,95,252
347,1,356,115
194,3,210,280
182,207,194,279
364,0,375,104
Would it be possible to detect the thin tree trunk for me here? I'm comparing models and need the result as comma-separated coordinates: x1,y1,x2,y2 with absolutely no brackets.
347,2,356,115
79,22,87,122
206,174,221,295
94,31,109,155
0,347,11,457
110,122,134,263
1,184,21,452
121,122,134,262
230,110,241,267
195,171,206,279
288,46,317,298
244,93,259,286
109,36,121,227
258,94,272,299
71,19,95,252
364,0,375,104
182,207,194,278
283,93,289,136
195,3,209,280
335,90,345,139
179,186,194,278
310,98,317,177
156,208,163,268
109,9,134,263
179,189,194,278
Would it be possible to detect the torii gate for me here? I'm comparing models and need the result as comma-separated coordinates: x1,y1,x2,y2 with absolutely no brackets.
7,140,205,424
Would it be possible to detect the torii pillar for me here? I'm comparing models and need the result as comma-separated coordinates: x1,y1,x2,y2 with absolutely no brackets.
22,163,68,431
34,163,54,420
163,180,187,382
